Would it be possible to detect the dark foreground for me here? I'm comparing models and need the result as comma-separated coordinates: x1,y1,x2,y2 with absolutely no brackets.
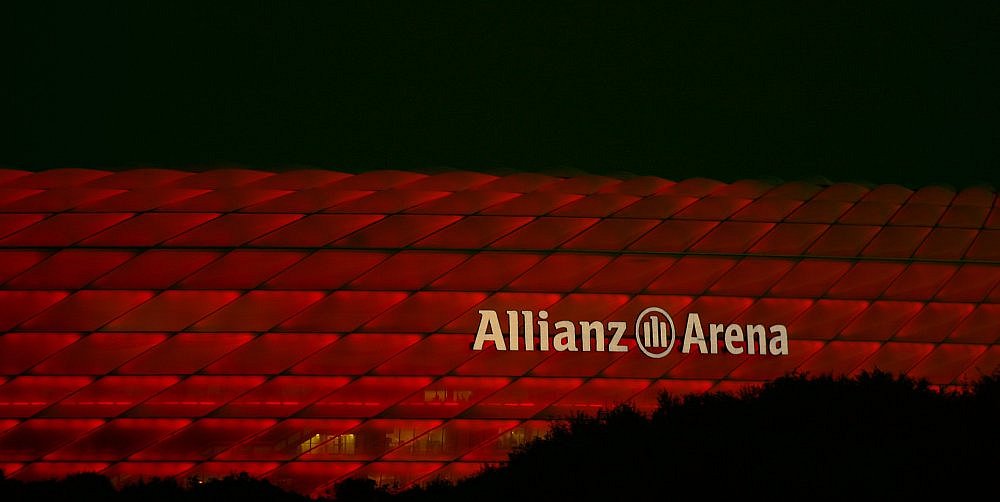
1,371,997,501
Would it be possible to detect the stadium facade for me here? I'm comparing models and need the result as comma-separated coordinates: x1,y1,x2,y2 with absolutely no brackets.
0,168,997,495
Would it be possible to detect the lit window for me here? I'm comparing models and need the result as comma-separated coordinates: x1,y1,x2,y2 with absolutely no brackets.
298,433,355,455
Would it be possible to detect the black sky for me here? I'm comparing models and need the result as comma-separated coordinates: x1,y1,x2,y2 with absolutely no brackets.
4,1,999,186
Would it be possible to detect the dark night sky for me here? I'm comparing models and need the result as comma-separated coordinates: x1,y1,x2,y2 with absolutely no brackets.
3,1,999,186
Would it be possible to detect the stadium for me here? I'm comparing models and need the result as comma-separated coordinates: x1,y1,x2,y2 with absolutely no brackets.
0,168,997,495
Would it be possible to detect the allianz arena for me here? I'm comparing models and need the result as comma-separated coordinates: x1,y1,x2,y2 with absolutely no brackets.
0,168,997,495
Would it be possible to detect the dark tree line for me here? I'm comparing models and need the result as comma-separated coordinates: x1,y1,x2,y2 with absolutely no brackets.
2,371,998,501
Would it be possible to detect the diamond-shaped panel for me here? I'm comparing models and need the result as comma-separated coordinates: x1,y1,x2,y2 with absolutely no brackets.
0,169,997,493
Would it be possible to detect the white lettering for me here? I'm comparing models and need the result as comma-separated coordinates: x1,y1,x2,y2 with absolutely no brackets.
608,321,628,352
747,324,766,355
472,309,790,357
769,325,789,355
682,313,708,354
522,311,535,351
580,321,604,352
507,311,519,351
709,323,724,354
724,324,744,354
538,310,550,351
553,320,578,351
474,310,506,351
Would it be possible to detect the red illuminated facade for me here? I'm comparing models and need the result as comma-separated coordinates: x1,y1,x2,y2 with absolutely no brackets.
0,168,998,495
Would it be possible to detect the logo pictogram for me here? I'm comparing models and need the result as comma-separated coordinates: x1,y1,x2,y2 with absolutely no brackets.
634,307,676,358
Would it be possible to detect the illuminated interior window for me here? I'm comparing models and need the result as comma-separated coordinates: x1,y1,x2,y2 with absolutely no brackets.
496,425,546,450
386,427,419,448
404,428,446,456
300,433,356,455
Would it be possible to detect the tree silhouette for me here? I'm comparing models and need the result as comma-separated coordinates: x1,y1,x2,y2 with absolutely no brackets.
2,371,997,501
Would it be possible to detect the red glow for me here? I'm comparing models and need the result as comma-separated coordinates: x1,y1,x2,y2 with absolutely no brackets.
0,169,997,493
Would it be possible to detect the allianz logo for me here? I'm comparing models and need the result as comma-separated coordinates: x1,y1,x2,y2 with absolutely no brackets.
473,308,789,358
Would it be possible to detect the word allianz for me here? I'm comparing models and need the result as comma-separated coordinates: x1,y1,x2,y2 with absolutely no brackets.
473,309,790,357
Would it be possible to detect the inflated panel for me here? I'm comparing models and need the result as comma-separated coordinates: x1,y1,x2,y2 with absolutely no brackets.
1,169,998,493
